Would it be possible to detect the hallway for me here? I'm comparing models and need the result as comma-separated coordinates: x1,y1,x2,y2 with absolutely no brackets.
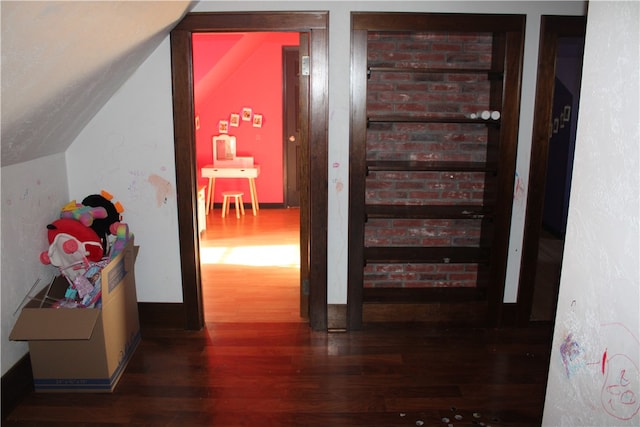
5,323,552,426
5,209,553,426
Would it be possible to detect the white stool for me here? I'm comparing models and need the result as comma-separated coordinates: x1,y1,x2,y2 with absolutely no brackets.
221,191,245,219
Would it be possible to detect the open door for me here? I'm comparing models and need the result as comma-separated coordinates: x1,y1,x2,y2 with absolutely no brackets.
517,15,586,325
298,33,310,319
283,46,301,208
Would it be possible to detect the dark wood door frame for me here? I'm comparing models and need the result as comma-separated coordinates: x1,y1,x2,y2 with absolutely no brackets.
170,12,329,331
516,15,586,325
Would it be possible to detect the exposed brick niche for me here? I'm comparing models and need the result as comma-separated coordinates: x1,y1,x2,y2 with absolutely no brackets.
363,31,498,290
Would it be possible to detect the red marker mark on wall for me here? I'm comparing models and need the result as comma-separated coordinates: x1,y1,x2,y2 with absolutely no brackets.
602,349,608,375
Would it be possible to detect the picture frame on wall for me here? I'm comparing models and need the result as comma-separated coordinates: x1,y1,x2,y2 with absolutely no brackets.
253,114,263,128
230,113,240,127
242,108,252,121
219,120,229,134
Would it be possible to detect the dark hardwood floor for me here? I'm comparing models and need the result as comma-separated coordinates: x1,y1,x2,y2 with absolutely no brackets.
4,209,553,426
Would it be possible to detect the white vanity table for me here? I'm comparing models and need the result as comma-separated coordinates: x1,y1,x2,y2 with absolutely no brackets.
202,134,260,216
201,165,260,215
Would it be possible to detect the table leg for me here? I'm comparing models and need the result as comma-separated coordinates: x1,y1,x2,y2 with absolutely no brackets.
221,194,227,218
206,177,215,214
248,178,259,215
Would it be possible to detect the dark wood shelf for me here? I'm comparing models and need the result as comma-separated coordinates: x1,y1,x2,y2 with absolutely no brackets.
366,160,497,173
367,115,501,126
365,204,493,220
348,12,526,328
364,246,490,264
363,286,487,303
368,66,503,80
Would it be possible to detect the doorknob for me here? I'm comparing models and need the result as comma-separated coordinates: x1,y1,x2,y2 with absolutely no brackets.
289,135,296,142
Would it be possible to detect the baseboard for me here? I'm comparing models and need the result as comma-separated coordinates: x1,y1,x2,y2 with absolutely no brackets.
2,353,33,420
500,302,519,327
210,202,286,210
138,302,185,329
327,304,347,332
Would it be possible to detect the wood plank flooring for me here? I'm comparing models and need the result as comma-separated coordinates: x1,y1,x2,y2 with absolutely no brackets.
4,209,553,426
200,208,302,323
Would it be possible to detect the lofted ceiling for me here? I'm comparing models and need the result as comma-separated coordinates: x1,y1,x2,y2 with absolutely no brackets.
1,1,198,167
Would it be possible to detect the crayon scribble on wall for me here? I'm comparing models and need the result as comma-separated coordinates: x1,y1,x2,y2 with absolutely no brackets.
560,322,640,422
560,333,583,378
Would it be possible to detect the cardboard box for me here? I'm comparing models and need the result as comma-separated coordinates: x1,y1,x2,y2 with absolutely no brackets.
10,238,140,392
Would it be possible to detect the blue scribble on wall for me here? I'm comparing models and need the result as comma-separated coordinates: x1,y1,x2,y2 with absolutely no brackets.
560,333,584,378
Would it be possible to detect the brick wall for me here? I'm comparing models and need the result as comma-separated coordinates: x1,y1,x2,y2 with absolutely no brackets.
364,31,496,289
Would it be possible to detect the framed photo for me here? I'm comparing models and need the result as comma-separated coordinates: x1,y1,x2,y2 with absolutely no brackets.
195,115,200,130
218,120,229,134
563,105,571,122
242,108,252,121
230,113,240,127
252,114,263,128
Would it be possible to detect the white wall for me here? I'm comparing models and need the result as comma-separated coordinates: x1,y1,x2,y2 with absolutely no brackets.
1,0,588,376
67,0,588,307
543,2,640,425
1,154,69,374
66,38,183,303
191,1,586,303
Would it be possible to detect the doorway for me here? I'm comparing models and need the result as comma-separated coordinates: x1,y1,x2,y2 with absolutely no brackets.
200,209,302,322
517,16,586,325
170,12,329,331
193,32,302,323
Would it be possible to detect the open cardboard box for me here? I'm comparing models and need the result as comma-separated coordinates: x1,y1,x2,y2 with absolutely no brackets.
10,238,140,392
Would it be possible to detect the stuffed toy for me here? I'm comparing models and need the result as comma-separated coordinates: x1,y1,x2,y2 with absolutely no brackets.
108,222,132,260
60,200,108,227
40,232,91,284
42,218,104,262
82,191,124,252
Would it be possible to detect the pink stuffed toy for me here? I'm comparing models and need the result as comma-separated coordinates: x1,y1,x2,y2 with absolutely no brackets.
60,200,108,227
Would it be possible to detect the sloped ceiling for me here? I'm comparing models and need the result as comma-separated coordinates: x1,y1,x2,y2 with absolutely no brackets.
1,0,198,167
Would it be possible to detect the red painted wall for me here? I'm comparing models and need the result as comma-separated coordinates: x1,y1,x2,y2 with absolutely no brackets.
193,32,300,204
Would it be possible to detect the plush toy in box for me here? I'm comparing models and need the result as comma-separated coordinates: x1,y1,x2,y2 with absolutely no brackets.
39,190,132,308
